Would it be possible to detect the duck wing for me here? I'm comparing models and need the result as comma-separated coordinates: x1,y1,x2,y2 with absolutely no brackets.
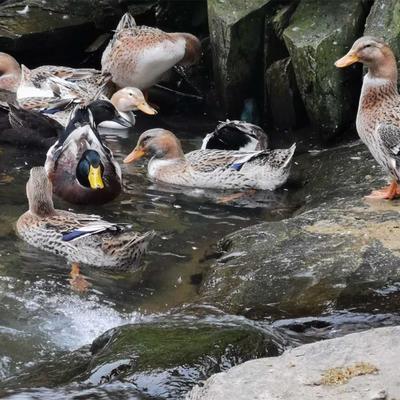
202,121,269,151
376,123,400,177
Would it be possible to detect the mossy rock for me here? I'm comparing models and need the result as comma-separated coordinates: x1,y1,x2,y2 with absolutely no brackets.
0,320,277,399
283,0,368,139
207,0,273,118
198,142,400,319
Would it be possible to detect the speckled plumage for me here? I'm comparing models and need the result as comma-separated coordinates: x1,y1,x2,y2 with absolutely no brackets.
124,129,295,191
17,167,154,270
101,13,201,90
336,37,400,190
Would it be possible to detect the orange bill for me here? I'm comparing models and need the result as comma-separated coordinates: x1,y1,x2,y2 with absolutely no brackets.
124,147,146,163
136,101,158,115
335,52,359,68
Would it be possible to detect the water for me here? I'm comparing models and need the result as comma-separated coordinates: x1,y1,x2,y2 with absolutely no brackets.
0,114,300,387
1,114,400,398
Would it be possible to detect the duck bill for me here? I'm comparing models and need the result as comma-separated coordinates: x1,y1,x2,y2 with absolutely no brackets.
136,101,157,115
123,147,146,164
88,165,104,189
112,114,133,128
335,52,359,68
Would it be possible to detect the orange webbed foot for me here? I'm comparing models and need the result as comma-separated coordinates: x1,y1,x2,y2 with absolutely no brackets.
364,180,400,200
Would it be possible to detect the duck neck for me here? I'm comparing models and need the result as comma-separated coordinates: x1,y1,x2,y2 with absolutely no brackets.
29,192,55,217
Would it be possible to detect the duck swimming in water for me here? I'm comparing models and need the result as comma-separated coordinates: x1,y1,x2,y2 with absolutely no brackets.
45,104,123,204
124,128,295,191
335,36,400,200
17,167,154,270
101,13,201,91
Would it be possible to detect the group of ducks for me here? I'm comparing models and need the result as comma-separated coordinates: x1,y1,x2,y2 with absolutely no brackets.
4,11,400,273
7,13,296,272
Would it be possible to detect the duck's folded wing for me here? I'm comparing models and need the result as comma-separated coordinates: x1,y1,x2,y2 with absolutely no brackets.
377,123,400,171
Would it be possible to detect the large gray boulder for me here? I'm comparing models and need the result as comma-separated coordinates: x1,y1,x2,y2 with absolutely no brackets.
207,0,272,118
197,141,400,318
283,0,368,138
187,326,400,400
364,0,400,70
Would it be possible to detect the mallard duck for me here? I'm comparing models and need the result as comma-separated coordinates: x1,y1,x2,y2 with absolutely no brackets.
0,52,112,99
45,104,123,204
98,87,157,129
202,120,269,151
101,13,201,90
0,100,131,149
123,128,295,190
335,36,400,200
17,166,154,270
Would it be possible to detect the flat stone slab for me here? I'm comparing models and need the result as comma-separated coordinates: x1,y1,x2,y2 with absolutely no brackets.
187,326,400,400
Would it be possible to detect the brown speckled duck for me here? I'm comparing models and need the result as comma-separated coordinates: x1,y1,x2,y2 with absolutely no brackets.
336,36,400,199
101,13,201,91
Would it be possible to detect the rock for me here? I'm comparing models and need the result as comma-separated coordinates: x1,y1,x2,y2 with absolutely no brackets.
283,0,368,138
364,0,400,70
207,0,273,118
0,320,279,399
265,57,307,131
197,141,400,318
187,326,400,400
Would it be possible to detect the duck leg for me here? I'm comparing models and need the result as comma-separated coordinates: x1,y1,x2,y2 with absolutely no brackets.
69,262,91,293
217,189,256,204
365,179,400,200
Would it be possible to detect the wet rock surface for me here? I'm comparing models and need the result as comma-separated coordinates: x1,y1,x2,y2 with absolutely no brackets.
197,142,400,318
0,319,279,399
187,325,400,400
283,0,368,138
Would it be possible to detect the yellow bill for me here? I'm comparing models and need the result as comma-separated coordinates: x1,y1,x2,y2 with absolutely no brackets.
335,52,359,68
123,147,146,163
88,165,104,189
136,101,158,115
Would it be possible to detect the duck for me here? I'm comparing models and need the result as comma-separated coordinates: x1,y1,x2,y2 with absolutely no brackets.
0,52,112,100
335,36,400,200
0,99,132,149
101,13,201,91
201,120,269,151
16,166,155,270
98,87,157,129
45,104,124,204
123,128,295,191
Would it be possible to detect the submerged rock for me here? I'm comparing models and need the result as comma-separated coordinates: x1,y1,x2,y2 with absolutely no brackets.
283,0,368,138
207,0,273,118
187,326,400,400
197,141,400,318
0,320,279,399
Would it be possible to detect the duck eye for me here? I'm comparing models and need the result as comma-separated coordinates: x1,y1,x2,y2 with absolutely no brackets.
364,44,372,49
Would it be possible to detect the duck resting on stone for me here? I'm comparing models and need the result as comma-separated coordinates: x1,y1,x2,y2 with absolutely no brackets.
336,36,400,200
17,166,155,270
101,13,201,93
123,128,295,191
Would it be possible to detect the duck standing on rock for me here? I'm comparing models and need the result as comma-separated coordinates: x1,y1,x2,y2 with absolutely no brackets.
17,167,154,270
101,13,201,92
335,36,400,200
123,128,295,191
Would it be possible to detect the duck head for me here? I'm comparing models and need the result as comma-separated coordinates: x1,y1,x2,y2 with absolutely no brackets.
76,149,105,190
27,167,55,217
176,33,202,66
335,36,397,80
0,52,21,92
110,87,157,115
88,99,133,127
123,128,184,163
